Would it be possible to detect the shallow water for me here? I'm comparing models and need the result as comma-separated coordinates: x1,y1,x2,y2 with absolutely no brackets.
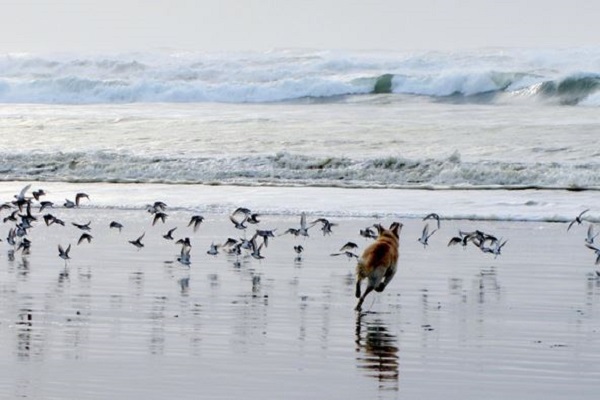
1,209,600,399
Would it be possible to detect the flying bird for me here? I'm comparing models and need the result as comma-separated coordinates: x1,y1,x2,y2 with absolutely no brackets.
129,233,145,249
418,223,438,248
568,209,590,231
109,221,124,232
77,233,93,245
188,215,205,232
58,244,72,264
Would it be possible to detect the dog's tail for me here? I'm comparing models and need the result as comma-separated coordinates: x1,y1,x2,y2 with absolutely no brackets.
355,257,369,279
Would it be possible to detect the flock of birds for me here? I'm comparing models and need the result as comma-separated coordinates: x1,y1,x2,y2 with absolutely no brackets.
1,184,598,273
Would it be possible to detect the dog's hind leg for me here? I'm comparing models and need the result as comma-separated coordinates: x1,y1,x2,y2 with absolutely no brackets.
355,279,362,298
375,265,397,292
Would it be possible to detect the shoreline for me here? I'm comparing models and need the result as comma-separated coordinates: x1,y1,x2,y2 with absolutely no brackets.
0,181,597,223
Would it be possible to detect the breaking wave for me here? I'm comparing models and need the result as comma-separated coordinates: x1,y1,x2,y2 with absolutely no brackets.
0,48,598,105
1,151,599,190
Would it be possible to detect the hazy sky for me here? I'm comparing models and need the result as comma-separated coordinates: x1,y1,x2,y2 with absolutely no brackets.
1,0,598,53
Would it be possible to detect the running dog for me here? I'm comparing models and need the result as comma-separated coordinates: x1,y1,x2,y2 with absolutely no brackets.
355,222,402,311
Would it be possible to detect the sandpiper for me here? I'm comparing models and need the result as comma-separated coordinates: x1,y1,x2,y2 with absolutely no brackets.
418,223,438,248
109,221,124,232
72,221,92,231
129,233,145,249
58,244,71,264
77,233,93,245
188,215,205,232
423,213,441,229
568,209,590,231
163,227,177,240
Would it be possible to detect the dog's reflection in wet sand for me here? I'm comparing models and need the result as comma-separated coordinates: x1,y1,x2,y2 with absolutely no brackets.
355,313,399,392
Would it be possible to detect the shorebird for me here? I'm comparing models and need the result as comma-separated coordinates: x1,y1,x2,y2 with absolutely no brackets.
229,214,247,230
238,236,254,251
293,245,304,262
234,207,261,224
163,227,177,240
359,226,378,239
175,237,192,248
77,233,93,245
129,233,145,249
177,246,191,266
17,238,32,254
43,214,57,226
448,230,478,248
224,241,242,256
568,209,590,231
187,215,205,232
152,212,167,226
222,238,238,249
39,201,54,212
72,221,92,231
250,239,265,260
207,242,220,256
281,227,300,236
585,243,600,265
339,241,358,252
32,189,46,201
109,221,123,232
232,207,252,217
585,224,598,245
298,213,310,237
423,213,441,229
12,184,31,211
255,229,276,247
480,238,508,258
75,192,90,206
58,244,71,265
330,250,359,260
312,218,337,236
246,213,261,224
147,201,167,214
6,228,16,246
418,223,438,248
3,210,18,223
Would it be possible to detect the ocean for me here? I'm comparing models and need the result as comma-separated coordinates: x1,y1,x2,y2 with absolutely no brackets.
0,47,599,204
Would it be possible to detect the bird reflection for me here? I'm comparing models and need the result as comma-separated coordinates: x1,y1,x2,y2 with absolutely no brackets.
16,308,33,360
355,314,399,392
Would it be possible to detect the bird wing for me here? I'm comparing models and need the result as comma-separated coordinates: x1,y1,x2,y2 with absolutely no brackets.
17,184,31,200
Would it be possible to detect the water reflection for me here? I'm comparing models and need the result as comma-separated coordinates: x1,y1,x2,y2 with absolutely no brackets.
16,308,34,360
355,313,400,392
448,266,502,305
18,257,30,280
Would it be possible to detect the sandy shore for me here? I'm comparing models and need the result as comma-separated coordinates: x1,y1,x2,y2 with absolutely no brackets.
1,201,599,399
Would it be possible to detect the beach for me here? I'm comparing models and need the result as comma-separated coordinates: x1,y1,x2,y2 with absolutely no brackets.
1,47,599,399
1,182,599,399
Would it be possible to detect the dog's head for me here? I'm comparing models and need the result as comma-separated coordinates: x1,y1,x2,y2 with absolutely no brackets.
377,222,403,240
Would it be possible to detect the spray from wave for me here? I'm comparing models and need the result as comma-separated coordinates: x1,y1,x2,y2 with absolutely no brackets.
0,48,598,105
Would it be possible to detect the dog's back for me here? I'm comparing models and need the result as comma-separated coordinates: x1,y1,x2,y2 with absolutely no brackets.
355,222,402,311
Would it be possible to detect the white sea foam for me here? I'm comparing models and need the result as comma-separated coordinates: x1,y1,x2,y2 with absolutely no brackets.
1,150,599,190
0,48,598,104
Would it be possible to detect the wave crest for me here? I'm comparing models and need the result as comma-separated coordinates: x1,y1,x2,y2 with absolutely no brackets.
1,151,599,190
0,49,598,105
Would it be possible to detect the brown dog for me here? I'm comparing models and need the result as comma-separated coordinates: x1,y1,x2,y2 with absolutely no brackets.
355,222,402,311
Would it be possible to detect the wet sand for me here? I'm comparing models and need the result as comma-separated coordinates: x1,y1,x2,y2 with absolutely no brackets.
1,208,600,399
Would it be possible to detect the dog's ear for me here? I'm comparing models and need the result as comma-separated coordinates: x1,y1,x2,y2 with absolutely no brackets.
389,222,403,237
373,223,384,235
